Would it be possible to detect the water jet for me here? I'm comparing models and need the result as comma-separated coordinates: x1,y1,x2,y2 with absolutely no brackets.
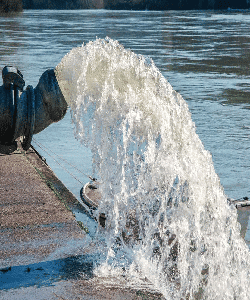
55,38,250,299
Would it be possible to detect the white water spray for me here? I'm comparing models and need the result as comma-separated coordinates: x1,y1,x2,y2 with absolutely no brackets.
56,38,250,299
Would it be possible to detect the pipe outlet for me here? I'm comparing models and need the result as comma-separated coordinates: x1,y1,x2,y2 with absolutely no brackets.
0,66,67,150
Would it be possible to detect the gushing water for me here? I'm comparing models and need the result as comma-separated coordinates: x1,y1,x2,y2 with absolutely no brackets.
55,38,250,299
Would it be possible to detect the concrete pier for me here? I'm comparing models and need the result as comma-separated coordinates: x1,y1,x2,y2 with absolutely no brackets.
0,142,86,268
0,142,164,299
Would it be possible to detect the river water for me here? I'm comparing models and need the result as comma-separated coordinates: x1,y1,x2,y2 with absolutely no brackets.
1,9,250,298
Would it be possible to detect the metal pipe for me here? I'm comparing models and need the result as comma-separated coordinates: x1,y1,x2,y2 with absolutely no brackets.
0,66,67,150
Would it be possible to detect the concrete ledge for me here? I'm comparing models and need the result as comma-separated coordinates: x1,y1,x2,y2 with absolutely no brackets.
0,142,86,268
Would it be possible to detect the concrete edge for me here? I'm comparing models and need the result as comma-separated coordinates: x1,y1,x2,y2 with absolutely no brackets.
23,144,89,231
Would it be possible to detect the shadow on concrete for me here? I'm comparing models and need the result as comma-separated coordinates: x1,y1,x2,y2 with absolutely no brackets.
0,254,95,290
0,142,17,155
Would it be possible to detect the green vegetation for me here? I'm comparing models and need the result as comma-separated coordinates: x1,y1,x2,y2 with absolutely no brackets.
77,220,89,233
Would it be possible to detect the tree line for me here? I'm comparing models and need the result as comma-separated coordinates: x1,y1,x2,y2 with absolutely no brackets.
1,0,249,13
104,0,249,10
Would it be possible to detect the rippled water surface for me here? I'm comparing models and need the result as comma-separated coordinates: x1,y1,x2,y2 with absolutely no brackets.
1,9,250,242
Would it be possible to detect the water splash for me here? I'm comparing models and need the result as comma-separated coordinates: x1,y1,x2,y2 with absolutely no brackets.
55,38,250,299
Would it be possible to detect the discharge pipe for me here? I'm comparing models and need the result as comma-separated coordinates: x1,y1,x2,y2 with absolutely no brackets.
0,66,67,150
